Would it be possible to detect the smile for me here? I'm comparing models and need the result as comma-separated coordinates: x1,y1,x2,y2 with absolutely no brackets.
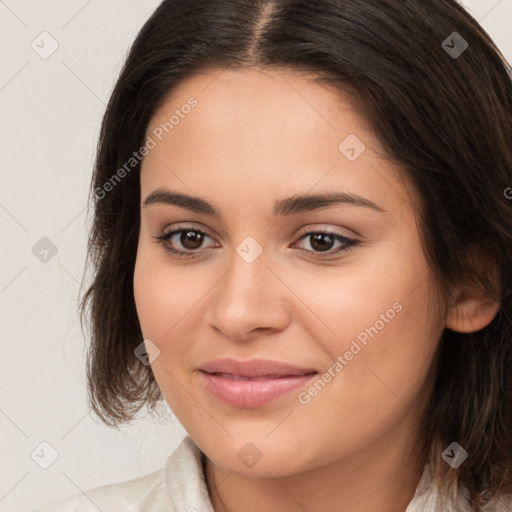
199,371,318,408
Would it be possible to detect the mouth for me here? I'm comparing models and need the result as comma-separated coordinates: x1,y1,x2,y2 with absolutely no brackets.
199,357,317,378
206,372,316,380
198,358,318,408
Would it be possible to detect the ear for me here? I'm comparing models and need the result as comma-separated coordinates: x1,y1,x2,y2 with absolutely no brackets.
445,247,501,333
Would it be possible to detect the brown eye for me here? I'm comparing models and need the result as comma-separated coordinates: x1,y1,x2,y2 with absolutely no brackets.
309,233,336,252
179,230,205,250
293,231,359,258
154,226,218,258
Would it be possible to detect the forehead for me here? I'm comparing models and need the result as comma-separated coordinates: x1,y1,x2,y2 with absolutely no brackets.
146,66,373,147
140,66,413,215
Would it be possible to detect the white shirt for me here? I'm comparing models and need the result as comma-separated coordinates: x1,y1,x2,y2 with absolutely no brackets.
29,435,509,511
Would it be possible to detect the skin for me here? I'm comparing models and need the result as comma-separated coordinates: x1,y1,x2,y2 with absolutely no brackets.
133,67,499,512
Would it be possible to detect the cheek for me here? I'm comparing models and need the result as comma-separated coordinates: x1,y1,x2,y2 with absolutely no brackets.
284,244,432,356
287,239,441,411
133,247,200,412
286,279,440,462
339,290,439,423
132,244,220,403
133,246,204,339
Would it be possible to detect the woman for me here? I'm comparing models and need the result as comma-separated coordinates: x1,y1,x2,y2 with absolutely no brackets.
33,0,512,510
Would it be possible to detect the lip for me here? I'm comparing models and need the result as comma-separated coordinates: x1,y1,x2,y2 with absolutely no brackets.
199,357,317,378
198,358,318,408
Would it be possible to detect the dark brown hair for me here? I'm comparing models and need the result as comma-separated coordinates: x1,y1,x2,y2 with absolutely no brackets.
80,0,512,508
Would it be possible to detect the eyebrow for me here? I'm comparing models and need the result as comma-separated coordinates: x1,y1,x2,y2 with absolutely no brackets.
142,188,385,217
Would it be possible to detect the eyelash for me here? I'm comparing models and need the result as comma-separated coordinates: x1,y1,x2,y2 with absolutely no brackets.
153,225,359,260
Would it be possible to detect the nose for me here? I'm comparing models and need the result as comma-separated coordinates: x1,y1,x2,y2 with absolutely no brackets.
205,246,291,341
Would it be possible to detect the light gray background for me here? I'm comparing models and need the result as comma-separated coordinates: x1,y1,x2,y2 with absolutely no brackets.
1,1,511,511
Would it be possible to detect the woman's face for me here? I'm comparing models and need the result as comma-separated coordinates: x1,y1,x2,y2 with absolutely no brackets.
133,67,445,477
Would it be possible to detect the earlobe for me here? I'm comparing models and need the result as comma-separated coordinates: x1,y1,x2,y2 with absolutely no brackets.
445,244,502,333
445,285,501,333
